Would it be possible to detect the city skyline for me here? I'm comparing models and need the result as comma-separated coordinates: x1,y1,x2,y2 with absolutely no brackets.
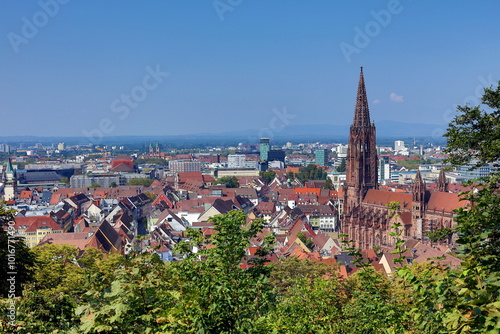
1,1,499,139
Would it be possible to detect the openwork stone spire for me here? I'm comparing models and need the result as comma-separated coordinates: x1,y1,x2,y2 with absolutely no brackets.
353,66,371,127
436,168,448,192
412,170,426,202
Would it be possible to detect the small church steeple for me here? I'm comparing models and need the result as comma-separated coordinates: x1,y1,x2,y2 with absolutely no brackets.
3,158,17,201
412,170,426,203
436,168,448,192
5,157,16,178
411,170,426,231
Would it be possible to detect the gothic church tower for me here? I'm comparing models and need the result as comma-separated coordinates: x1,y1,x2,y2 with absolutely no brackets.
343,67,378,230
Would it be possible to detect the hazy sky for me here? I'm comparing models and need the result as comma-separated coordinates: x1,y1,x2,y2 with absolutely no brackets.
1,1,499,138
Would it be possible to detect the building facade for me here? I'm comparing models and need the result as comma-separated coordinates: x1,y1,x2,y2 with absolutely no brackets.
227,154,247,168
169,161,201,173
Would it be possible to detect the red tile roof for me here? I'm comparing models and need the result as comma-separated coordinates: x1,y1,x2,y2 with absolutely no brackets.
363,189,413,209
256,202,276,214
426,192,466,213
177,172,203,183
20,191,33,199
39,232,93,250
14,216,62,232
295,188,322,196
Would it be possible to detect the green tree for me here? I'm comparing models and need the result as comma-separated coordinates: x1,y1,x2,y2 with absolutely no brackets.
214,176,239,188
336,158,346,172
2,245,124,333
126,178,154,187
135,158,167,166
89,182,101,188
0,203,35,298
339,228,411,333
76,211,275,333
323,177,334,190
296,164,327,183
426,227,453,244
76,253,172,334
60,176,70,185
398,80,500,333
446,84,500,333
444,80,500,169
144,192,157,201
170,210,274,333
268,256,339,293
265,271,344,333
259,170,276,184
109,181,118,188
10,244,86,333
296,231,314,250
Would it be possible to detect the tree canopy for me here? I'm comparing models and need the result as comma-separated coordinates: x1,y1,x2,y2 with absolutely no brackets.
259,170,276,184
126,178,154,187
214,176,239,188
0,204,35,298
296,164,327,182
444,80,500,168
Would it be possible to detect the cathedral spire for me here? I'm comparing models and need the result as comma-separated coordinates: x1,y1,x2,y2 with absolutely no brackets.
353,66,371,127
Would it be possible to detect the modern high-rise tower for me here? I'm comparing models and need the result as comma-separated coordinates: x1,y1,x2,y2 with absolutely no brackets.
259,138,270,162
315,149,329,167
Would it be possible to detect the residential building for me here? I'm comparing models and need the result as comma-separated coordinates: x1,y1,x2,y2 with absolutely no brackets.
394,140,405,151
0,143,10,153
12,215,63,247
227,154,246,168
378,158,391,184
169,160,201,173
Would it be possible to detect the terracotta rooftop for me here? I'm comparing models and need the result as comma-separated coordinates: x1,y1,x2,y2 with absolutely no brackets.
14,215,62,232
363,189,413,209
426,192,466,213
39,232,93,250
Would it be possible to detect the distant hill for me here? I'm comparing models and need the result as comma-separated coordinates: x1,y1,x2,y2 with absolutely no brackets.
0,121,447,146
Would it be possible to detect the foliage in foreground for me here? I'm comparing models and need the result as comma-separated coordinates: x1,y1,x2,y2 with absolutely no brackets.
0,203,499,333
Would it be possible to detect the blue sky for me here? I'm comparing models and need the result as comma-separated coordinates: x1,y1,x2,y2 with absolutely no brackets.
1,1,499,139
